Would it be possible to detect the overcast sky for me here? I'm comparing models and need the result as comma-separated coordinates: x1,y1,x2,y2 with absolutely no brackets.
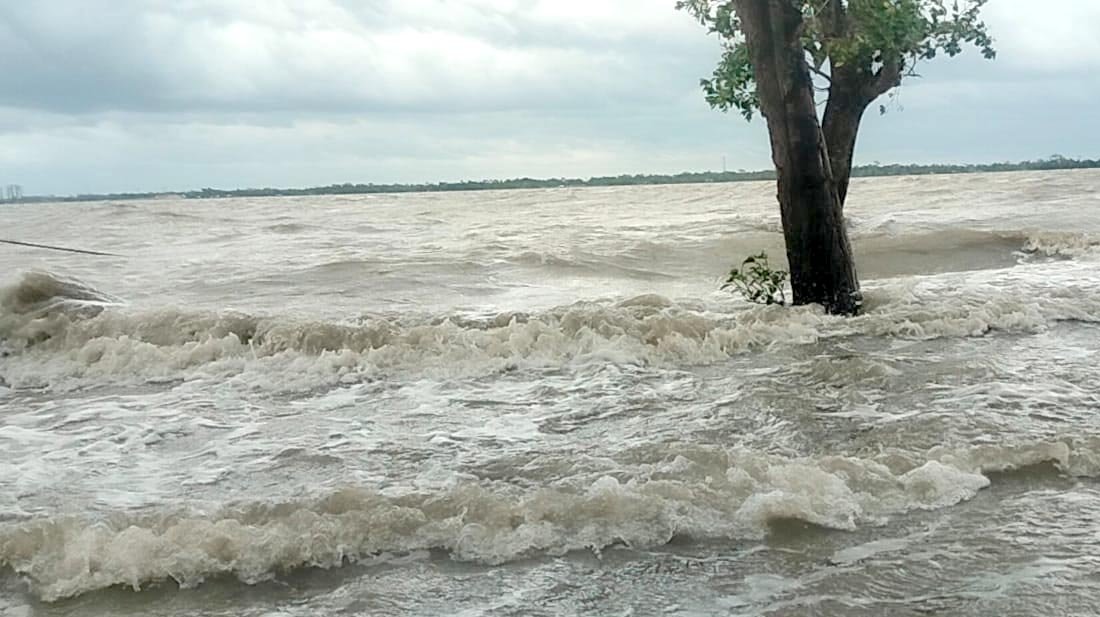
1,0,1098,195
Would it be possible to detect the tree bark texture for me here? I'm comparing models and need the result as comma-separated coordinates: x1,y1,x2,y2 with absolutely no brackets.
823,58,903,207
821,66,865,206
732,0,862,315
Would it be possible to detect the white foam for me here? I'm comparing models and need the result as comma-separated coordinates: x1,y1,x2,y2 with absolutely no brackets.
2,264,1098,392
1022,232,1100,259
1,438,1089,601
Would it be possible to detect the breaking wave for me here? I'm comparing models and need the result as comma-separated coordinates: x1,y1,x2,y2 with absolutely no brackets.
0,270,124,318
1020,231,1100,259
1,438,1094,601
2,268,1098,391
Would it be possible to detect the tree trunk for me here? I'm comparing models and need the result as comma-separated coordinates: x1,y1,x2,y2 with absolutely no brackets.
825,56,904,207
733,0,861,315
821,67,867,207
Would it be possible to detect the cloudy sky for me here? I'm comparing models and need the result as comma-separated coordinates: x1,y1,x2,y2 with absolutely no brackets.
1,1,1097,195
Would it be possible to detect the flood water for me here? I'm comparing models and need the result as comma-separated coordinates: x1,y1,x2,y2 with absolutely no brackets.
2,169,1099,615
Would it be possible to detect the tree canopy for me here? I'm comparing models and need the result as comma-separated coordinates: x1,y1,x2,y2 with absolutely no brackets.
677,0,995,120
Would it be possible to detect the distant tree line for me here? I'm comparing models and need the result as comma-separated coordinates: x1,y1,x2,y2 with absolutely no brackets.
848,155,1097,178
11,156,1099,204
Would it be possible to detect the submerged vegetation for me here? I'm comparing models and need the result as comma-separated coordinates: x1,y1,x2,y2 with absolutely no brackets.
9,156,1099,204
722,252,789,305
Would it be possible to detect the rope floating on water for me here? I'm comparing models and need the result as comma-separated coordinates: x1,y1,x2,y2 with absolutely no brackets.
0,238,122,257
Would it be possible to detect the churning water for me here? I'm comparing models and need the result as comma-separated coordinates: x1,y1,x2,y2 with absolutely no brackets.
1,170,1099,616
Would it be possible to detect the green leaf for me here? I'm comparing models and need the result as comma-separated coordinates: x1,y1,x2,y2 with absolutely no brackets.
676,0,996,115
721,251,788,305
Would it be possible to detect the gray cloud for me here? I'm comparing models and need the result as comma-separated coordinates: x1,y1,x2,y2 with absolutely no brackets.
0,1,711,115
0,0,1096,195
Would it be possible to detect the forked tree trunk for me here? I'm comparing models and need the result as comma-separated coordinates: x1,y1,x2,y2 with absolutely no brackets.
733,0,861,315
821,67,866,207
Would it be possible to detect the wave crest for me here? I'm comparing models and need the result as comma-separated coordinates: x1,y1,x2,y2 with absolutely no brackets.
2,267,1098,391
2,438,1094,601
1021,232,1100,258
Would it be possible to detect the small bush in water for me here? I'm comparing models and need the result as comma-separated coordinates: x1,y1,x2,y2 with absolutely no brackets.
722,252,788,305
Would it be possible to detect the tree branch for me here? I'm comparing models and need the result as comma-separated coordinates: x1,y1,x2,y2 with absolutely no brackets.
864,56,903,100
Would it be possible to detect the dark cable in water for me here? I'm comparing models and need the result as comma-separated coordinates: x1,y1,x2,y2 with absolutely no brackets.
0,238,122,257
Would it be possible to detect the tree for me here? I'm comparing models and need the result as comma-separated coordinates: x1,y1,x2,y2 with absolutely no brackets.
678,0,994,314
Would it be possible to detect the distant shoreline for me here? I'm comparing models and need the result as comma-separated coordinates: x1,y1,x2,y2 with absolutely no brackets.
8,156,1098,204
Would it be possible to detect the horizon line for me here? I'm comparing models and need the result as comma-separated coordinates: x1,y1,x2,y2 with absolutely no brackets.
7,155,1097,204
